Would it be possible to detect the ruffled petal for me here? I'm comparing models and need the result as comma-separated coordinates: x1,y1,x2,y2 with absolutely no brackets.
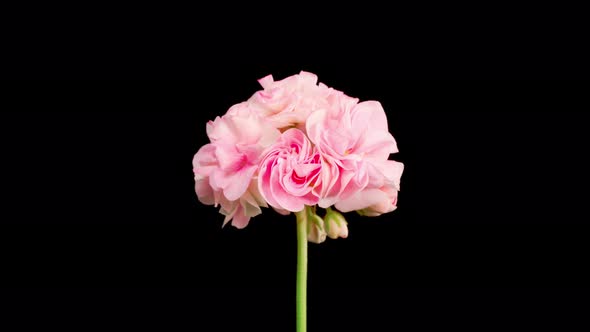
223,165,258,201
335,188,389,213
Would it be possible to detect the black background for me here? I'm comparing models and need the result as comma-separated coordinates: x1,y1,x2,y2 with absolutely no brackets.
2,9,590,327
2,75,589,331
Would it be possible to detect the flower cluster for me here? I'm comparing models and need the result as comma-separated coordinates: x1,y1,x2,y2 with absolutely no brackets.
193,71,404,243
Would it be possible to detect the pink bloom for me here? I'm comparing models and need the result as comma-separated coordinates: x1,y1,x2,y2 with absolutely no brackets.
306,98,401,208
193,70,405,229
193,104,280,228
258,128,323,212
335,161,404,215
248,71,331,130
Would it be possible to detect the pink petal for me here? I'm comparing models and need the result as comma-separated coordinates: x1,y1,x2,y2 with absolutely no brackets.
335,188,389,213
366,162,386,189
223,165,257,201
209,169,229,190
354,130,398,159
257,125,281,147
206,117,236,142
258,75,274,89
231,205,250,229
226,102,249,116
373,160,404,189
270,165,305,212
195,179,215,205
229,115,266,144
193,144,216,165
318,196,339,209
258,158,281,209
300,191,320,206
352,101,388,132
273,207,291,215
292,163,320,177
335,169,357,200
280,127,306,144
193,144,218,178
214,144,244,171
282,172,311,196
298,71,318,86
324,130,351,157
316,159,342,208
305,109,327,145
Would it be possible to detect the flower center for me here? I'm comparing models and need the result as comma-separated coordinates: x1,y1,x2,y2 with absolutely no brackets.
230,154,249,172
290,143,301,154
292,171,306,185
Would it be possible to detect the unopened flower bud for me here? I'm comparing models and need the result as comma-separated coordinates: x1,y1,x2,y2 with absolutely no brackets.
324,208,348,240
307,213,327,244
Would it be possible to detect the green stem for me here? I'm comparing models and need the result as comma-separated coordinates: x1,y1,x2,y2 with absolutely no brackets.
295,207,308,332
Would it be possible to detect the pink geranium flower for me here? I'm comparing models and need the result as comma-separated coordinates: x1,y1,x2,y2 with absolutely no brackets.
193,103,280,228
258,128,323,212
248,71,331,130
306,98,401,209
